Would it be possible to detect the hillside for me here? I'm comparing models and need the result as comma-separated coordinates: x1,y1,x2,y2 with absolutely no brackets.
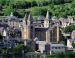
0,0,75,18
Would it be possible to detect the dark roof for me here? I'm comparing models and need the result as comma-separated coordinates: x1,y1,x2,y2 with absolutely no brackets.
7,16,19,21
33,16,45,20
37,16,45,20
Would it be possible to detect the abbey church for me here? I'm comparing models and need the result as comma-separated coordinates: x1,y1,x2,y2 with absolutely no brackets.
22,11,62,43
1,10,72,46
0,10,74,51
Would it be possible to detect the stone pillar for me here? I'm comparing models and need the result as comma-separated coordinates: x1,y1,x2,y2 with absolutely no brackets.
46,30,50,43
57,26,60,42
22,26,30,40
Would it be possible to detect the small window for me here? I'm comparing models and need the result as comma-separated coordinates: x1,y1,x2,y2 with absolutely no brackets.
58,47,61,49
55,47,57,49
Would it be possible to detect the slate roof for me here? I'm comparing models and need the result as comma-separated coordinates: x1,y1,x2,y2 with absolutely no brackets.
50,44,64,47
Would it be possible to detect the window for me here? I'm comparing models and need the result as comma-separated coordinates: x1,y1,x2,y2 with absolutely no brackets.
55,47,57,49
58,47,61,49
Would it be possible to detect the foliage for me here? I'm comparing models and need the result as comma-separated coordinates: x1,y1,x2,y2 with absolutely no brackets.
0,44,33,56
3,6,15,16
46,52,75,58
0,0,74,18
72,42,75,48
12,44,33,54
2,48,9,54
12,44,25,54
64,24,75,33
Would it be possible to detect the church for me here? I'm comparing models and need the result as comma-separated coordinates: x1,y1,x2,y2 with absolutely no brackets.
22,11,62,44
0,11,63,49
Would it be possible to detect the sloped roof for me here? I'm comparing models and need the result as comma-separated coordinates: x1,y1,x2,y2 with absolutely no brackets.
50,44,64,47
45,11,50,20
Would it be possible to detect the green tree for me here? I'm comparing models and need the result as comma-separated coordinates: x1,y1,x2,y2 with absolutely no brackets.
12,44,25,54
3,6,14,16
12,44,33,54
64,24,75,33
72,42,75,48
1,48,9,55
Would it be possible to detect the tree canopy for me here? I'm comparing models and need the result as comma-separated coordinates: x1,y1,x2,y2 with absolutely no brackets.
0,0,75,18
64,24,75,33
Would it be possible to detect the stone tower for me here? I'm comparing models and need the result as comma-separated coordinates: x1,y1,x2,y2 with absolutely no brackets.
22,14,30,40
28,14,34,39
44,11,51,43
22,14,34,45
44,11,50,28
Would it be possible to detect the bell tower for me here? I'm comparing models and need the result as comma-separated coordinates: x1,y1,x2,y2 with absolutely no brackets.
44,11,50,28
44,11,53,43
27,14,34,39
22,13,34,41
22,14,30,40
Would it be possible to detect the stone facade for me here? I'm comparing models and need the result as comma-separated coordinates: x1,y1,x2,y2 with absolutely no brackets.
22,11,62,44
0,11,63,47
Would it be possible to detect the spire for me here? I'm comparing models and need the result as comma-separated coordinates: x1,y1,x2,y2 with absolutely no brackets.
23,14,28,25
10,12,13,16
46,11,50,19
27,14,33,24
28,14,33,21
3,29,7,37
24,14,28,21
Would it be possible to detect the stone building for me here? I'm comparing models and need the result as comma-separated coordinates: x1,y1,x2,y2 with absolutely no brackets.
59,16,74,28
71,30,75,39
35,41,65,54
22,11,62,44
0,11,63,48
